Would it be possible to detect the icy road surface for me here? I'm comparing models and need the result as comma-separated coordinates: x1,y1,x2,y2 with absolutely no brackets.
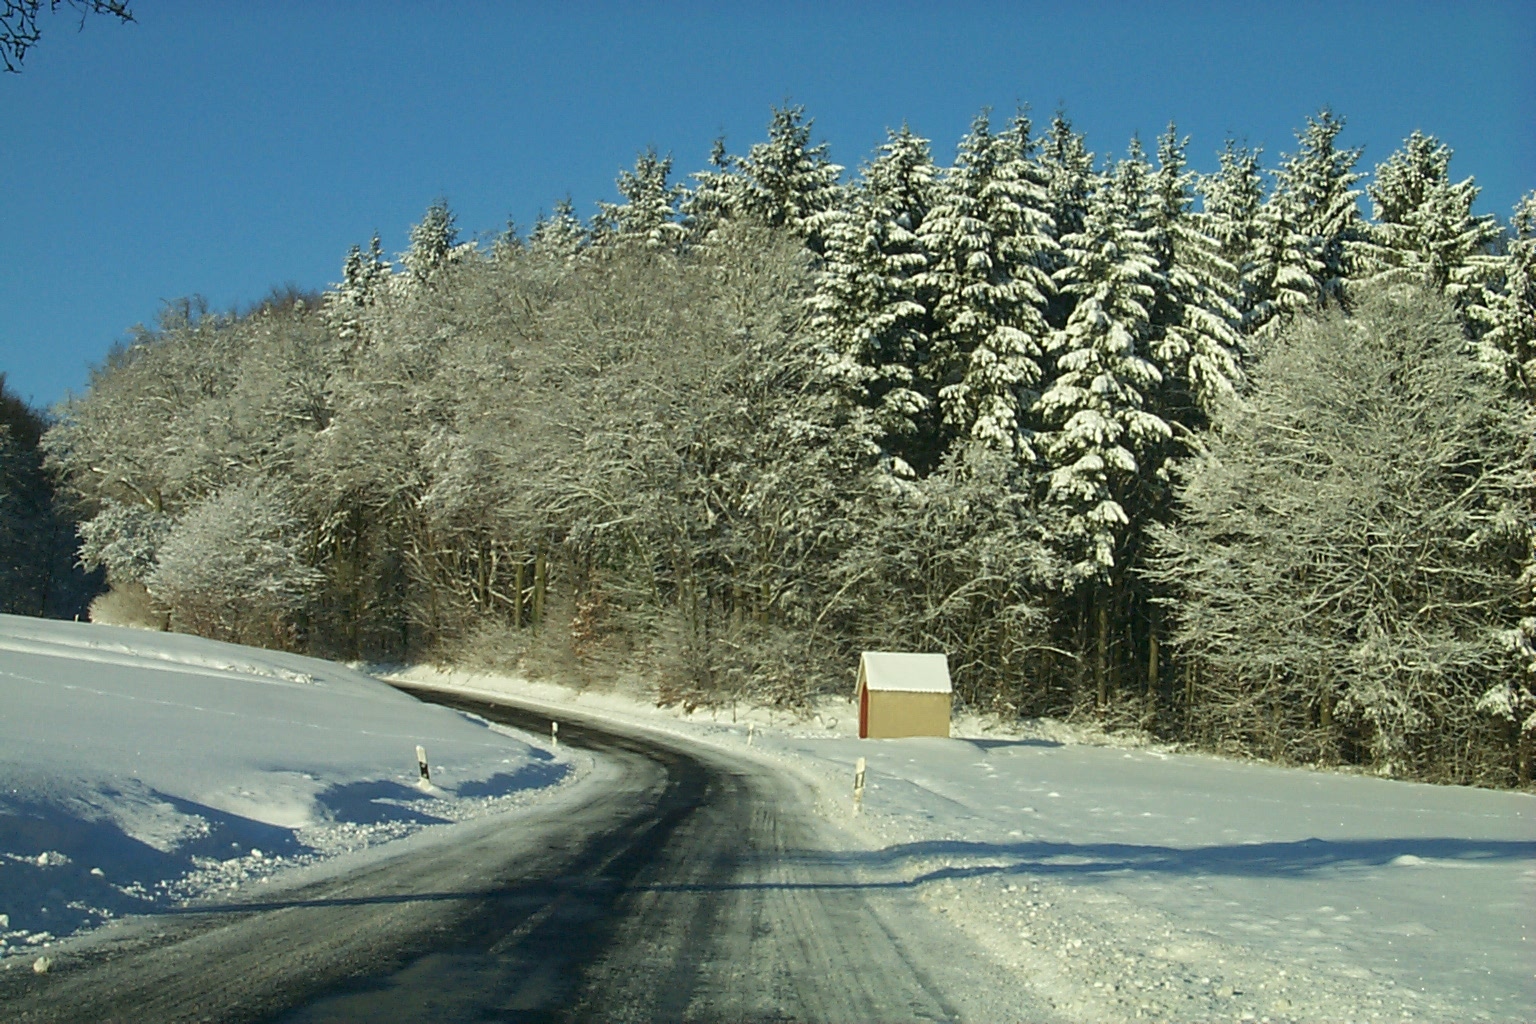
398,668,1536,1024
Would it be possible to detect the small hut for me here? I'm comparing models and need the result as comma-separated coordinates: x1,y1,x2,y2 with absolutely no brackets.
854,651,952,739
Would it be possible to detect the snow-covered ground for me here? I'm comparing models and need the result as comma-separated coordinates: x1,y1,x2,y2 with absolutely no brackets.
4,615,1531,1022
0,616,579,961
395,666,1536,1024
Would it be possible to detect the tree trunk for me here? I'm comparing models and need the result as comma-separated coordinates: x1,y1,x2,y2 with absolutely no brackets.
513,559,525,629
1096,600,1109,712
532,549,547,631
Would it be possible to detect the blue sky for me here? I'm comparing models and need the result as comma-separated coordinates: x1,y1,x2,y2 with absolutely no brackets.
2,0,1532,408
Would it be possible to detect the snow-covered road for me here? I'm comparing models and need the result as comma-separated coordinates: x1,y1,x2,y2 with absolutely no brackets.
3,679,1053,1022
397,667,1536,1023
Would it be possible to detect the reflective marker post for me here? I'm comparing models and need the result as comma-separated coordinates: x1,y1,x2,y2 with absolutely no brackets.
551,721,559,748
416,745,430,785
853,756,867,814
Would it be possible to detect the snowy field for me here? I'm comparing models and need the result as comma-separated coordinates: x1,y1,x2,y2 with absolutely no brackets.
0,616,578,961
397,666,1536,1024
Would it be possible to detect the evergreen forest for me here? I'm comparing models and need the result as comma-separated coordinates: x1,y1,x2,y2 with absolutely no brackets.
15,105,1536,787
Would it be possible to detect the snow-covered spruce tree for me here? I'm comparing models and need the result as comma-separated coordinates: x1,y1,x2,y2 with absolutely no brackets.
490,218,524,263
1148,286,1536,783
810,123,942,475
1469,192,1536,781
1469,192,1536,396
1036,111,1094,327
914,110,1056,464
592,146,687,251
1269,108,1367,304
528,196,587,263
1198,139,1268,336
1034,140,1178,712
1360,131,1501,309
735,104,844,252
680,135,749,248
1245,186,1324,344
1038,111,1093,250
400,200,474,290
1038,140,1167,581
1146,125,1244,419
325,233,390,346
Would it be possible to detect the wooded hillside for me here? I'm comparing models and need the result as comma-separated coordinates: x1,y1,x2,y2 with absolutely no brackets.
27,106,1536,786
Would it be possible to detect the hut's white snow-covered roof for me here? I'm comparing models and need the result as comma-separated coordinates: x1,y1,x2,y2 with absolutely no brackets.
857,651,952,694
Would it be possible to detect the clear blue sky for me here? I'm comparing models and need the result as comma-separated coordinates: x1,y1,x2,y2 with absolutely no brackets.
2,0,1532,409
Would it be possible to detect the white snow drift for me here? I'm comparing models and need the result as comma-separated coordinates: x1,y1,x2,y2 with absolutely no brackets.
0,615,573,957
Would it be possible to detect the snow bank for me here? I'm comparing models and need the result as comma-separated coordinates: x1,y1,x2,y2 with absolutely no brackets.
0,616,575,958
393,665,1536,1024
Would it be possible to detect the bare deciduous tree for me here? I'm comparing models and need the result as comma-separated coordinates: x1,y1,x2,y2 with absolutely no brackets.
1,1,132,72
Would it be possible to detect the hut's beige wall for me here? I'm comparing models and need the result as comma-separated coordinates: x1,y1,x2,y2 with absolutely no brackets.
866,690,951,739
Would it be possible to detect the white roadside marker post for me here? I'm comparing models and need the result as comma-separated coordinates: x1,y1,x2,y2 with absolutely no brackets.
416,745,430,785
853,756,867,815
747,722,756,746
551,721,559,748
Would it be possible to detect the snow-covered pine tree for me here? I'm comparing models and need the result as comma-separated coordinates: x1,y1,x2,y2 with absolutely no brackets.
401,200,474,289
1037,139,1168,580
1036,112,1094,327
810,124,942,474
1270,109,1367,304
1246,184,1324,342
1038,111,1093,247
736,105,844,252
593,146,687,251
325,234,390,344
681,136,749,248
1470,193,1536,395
1146,125,1244,417
1361,131,1501,309
1198,139,1267,330
529,196,587,262
491,218,524,262
914,111,1056,463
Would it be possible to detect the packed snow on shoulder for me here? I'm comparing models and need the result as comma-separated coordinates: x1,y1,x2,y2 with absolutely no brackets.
0,615,574,958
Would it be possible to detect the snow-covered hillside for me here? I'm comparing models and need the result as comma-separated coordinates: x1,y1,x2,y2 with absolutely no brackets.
0,616,575,959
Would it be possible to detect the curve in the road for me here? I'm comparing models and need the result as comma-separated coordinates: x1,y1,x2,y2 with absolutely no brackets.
2,688,1046,1024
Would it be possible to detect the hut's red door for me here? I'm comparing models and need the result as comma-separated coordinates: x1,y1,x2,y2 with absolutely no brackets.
859,683,869,738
